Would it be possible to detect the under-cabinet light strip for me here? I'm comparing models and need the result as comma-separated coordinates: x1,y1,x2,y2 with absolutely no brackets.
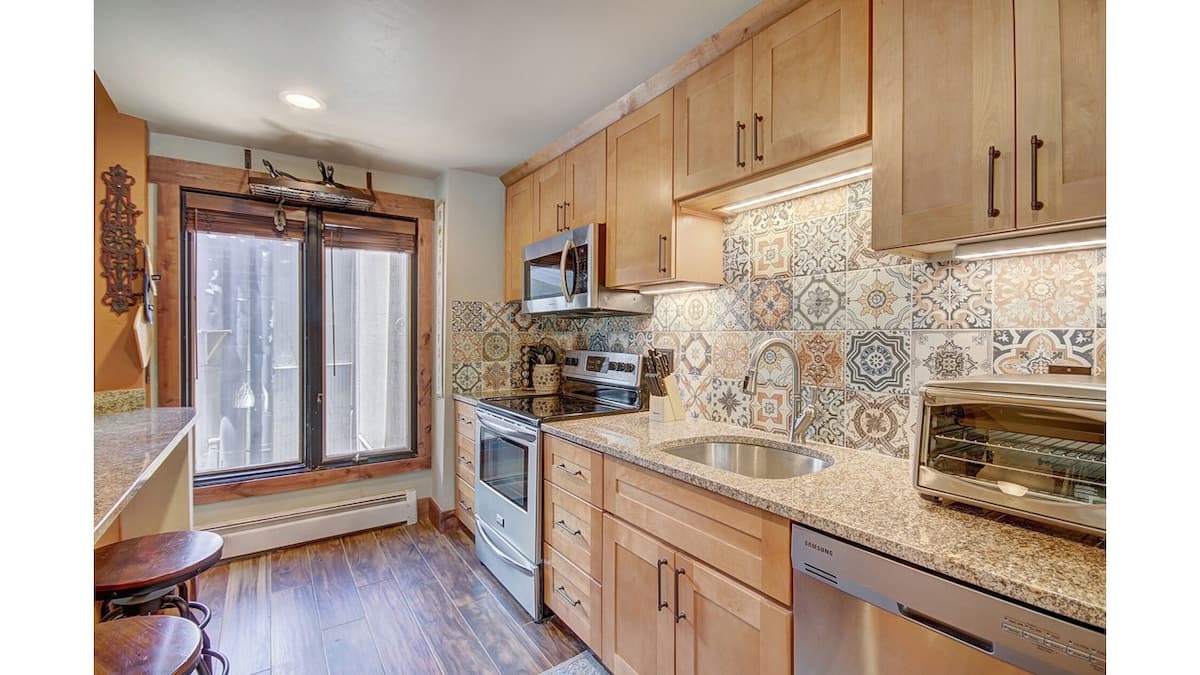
719,166,873,213
953,226,1105,260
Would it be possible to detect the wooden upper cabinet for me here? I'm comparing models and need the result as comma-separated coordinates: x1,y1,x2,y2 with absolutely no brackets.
1015,0,1105,228
872,0,1016,250
602,515,676,675
606,91,675,288
532,156,565,240
674,42,753,199
504,174,533,302
752,0,870,173
674,554,792,675
564,131,606,230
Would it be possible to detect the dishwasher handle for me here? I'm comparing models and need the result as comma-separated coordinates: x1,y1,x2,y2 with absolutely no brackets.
897,604,994,654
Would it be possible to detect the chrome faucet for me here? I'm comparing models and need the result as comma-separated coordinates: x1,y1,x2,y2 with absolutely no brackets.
742,336,815,443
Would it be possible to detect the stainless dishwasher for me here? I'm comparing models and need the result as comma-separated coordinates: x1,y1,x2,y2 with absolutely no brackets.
792,524,1105,675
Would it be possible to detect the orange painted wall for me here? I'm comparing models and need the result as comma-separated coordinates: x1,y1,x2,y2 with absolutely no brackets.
94,74,149,392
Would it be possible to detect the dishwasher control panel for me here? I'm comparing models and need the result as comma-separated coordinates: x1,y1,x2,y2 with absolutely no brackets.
1002,617,1106,671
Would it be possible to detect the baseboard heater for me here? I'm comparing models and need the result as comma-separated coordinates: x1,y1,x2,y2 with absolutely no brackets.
206,489,418,559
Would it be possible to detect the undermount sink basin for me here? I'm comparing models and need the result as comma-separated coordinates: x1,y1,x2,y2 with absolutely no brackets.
662,442,831,479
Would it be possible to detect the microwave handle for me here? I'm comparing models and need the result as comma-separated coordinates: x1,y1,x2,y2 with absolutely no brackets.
560,238,575,303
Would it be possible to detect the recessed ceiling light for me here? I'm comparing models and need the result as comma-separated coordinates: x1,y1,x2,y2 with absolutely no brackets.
280,91,324,110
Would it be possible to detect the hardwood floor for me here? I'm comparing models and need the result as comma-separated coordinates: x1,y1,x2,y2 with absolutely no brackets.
196,514,588,675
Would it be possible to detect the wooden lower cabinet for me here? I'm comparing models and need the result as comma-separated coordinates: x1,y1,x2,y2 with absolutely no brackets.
544,544,603,652
455,476,475,535
674,553,792,675
602,515,676,675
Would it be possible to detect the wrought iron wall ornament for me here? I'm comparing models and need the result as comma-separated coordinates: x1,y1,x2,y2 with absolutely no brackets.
99,164,145,315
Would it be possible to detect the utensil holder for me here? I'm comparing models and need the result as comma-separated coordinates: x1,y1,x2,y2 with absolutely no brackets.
649,374,686,423
532,364,562,393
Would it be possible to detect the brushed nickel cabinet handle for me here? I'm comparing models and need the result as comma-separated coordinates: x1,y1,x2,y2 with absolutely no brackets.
555,519,582,537
555,585,581,607
556,203,564,231
554,462,583,477
562,201,571,230
458,455,473,466
753,113,764,162
657,558,669,611
658,235,668,274
674,567,686,623
986,146,1001,218
1030,135,1045,211
457,499,472,512
736,121,746,168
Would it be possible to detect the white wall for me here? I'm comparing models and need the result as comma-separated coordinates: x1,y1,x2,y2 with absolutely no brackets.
432,170,505,510
149,133,438,199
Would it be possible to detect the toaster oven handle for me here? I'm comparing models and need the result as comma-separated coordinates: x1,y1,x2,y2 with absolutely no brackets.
560,238,575,303
915,467,1106,532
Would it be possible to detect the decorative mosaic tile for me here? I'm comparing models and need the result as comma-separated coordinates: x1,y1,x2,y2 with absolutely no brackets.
511,308,536,331
793,272,846,330
745,202,790,235
801,386,845,446
480,302,510,332
912,260,993,329
481,362,509,389
845,330,912,393
749,279,793,331
723,231,751,284
512,331,542,348
845,265,912,330
452,332,482,364
796,331,845,388
509,361,527,389
707,377,750,427
711,332,752,379
788,185,848,221
846,179,872,211
750,227,792,279
712,283,751,331
452,362,482,392
678,374,711,419
653,292,685,332
994,251,1096,328
678,292,715,331
846,209,910,270
843,391,913,457
587,332,609,351
792,214,848,275
481,332,510,362
1094,329,1106,377
1096,249,1106,329
992,329,1095,375
607,331,652,355
912,330,991,392
750,382,793,436
680,332,714,377
450,300,483,332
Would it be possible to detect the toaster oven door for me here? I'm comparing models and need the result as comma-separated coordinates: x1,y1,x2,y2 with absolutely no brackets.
915,393,1105,534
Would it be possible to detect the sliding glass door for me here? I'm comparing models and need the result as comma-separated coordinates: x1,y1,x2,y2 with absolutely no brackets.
184,192,417,483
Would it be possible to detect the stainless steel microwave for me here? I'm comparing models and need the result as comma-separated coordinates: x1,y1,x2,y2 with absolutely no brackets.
913,374,1105,537
522,223,652,316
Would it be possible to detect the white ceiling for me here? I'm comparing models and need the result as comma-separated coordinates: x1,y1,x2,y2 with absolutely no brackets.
95,0,758,178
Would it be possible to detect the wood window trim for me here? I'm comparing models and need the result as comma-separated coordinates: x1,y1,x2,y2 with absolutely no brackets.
150,155,435,500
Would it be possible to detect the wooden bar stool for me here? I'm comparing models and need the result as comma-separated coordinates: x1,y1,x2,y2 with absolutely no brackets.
95,615,202,675
95,531,227,674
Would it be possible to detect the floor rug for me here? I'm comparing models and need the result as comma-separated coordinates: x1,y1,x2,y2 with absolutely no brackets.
540,651,608,675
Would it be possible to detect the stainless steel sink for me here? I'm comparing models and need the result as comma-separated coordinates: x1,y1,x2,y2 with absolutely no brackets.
662,442,831,479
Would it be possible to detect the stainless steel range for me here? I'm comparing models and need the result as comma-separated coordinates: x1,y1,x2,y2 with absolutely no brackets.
472,350,644,620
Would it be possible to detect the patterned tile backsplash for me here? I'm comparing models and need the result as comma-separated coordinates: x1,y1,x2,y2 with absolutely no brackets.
451,178,1107,458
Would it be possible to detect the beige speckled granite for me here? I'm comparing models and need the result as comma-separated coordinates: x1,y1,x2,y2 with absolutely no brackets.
543,412,1106,629
94,388,146,415
95,407,196,541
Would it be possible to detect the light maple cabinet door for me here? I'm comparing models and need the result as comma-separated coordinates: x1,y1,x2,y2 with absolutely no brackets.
1015,0,1105,228
533,156,566,241
751,0,870,173
674,553,792,675
673,42,753,199
564,130,606,230
606,91,675,288
504,174,533,302
602,515,675,675
872,0,1016,250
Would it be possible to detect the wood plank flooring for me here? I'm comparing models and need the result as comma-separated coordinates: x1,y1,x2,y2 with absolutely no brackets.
196,514,588,675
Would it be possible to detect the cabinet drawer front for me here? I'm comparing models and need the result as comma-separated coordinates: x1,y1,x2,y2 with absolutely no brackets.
455,433,476,483
455,476,476,534
544,543,602,652
603,456,791,605
455,401,477,439
543,434,604,506
543,483,603,581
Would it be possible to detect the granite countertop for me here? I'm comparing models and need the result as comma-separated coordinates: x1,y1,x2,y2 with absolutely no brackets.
94,407,197,541
542,412,1106,629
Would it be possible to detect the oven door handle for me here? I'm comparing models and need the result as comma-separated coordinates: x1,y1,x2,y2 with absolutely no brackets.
559,238,575,303
476,412,537,444
475,520,536,577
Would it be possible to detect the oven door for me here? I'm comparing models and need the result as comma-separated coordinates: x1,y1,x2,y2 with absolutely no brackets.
474,410,541,559
522,226,595,314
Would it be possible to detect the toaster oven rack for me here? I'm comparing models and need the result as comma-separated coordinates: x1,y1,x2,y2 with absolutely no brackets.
931,425,1106,488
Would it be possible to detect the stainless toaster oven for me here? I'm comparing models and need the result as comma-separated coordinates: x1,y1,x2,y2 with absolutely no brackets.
913,375,1105,537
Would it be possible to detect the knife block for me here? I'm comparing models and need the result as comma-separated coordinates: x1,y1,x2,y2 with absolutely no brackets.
649,373,686,423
